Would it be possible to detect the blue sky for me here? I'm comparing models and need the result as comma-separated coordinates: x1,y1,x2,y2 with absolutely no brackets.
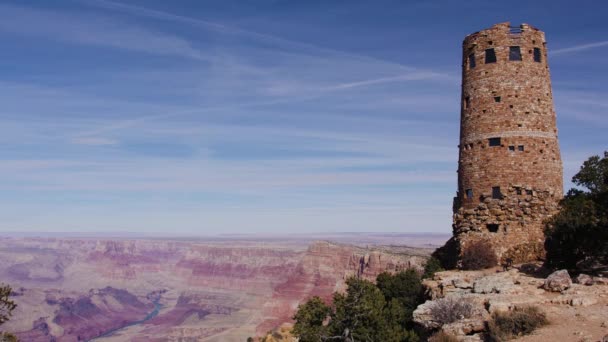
1,0,607,235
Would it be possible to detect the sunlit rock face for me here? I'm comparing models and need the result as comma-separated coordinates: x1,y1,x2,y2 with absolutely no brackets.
0,237,433,341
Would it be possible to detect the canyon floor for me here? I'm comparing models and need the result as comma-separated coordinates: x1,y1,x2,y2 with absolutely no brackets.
0,233,446,341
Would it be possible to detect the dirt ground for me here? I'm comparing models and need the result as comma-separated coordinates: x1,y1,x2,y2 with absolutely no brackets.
515,287,608,342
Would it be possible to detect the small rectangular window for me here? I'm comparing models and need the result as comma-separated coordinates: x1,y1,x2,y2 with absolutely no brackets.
468,53,476,69
526,189,533,195
509,46,522,61
508,145,515,151
494,96,501,103
464,96,470,109
485,48,497,64
466,189,473,199
518,145,524,151
489,137,501,147
487,224,499,233
533,48,542,62
492,186,502,199
516,187,522,195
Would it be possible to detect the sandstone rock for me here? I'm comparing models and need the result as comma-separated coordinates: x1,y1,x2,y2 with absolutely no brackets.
570,296,598,307
473,273,517,294
593,277,608,285
459,334,484,342
412,300,441,329
576,274,594,286
543,269,572,292
423,279,442,299
453,278,474,290
550,296,573,305
486,300,510,314
441,318,485,336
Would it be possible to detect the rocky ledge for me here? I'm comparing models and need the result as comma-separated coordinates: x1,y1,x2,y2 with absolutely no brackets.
414,267,608,341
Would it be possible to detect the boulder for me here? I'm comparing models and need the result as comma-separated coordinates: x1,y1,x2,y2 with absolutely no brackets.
473,273,516,294
486,300,510,314
441,318,485,336
575,274,594,286
543,270,572,292
412,300,441,329
593,277,608,285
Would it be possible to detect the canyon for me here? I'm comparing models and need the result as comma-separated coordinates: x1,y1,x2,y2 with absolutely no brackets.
0,234,444,341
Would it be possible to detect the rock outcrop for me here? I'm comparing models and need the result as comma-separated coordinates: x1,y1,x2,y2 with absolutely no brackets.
414,267,608,341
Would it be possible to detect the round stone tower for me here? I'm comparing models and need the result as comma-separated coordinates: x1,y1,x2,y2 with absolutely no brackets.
452,22,563,264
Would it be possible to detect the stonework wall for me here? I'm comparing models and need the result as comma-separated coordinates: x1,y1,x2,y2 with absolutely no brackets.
453,22,563,263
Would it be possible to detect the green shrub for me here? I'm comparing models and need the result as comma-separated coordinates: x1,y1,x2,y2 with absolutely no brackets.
423,257,444,279
376,269,423,322
545,151,608,270
292,272,421,342
486,306,548,341
0,284,17,342
461,240,498,270
432,237,460,270
292,296,330,342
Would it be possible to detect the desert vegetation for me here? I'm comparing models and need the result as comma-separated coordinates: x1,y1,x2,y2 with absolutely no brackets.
427,297,474,325
545,151,608,270
461,240,498,270
0,284,17,342
422,257,444,279
292,269,427,342
486,306,548,341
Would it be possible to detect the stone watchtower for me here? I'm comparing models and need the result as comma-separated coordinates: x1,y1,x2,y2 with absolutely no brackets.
452,22,563,264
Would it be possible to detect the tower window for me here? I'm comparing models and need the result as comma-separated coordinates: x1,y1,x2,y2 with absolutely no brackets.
485,49,497,64
518,145,524,151
487,224,499,233
492,186,502,199
533,48,542,62
489,137,501,147
465,189,473,199
509,46,522,61
494,96,501,103
468,53,476,69
464,96,470,109
516,187,522,195
526,189,533,195
508,145,515,151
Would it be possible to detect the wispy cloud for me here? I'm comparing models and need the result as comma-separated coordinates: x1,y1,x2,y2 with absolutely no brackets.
82,0,434,73
0,4,210,61
71,137,119,146
552,40,608,55
81,0,457,87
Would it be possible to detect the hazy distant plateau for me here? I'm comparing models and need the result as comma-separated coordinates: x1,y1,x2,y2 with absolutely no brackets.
0,233,447,341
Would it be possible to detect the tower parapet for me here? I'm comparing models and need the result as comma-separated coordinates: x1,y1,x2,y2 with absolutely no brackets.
452,22,563,264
